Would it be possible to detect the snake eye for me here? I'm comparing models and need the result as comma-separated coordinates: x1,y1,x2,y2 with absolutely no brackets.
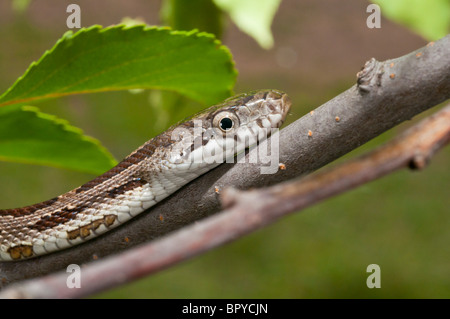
213,111,239,134
219,117,234,131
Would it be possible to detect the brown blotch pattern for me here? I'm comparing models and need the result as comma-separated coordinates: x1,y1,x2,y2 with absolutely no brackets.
27,177,148,233
75,163,134,194
67,214,117,240
107,178,148,198
8,244,34,260
29,203,89,232
75,141,157,195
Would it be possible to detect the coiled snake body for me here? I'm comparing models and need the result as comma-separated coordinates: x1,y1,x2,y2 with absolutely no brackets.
0,90,291,261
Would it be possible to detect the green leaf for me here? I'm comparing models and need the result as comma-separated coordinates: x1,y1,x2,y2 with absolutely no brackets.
11,0,32,13
372,0,450,40
0,25,237,108
161,0,224,38
213,0,282,49
0,105,117,175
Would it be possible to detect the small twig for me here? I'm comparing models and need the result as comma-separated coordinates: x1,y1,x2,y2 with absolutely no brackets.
1,103,448,298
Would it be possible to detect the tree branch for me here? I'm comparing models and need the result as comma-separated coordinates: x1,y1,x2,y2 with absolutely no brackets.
0,35,449,289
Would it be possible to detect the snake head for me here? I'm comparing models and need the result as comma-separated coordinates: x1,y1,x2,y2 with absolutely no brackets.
168,90,291,165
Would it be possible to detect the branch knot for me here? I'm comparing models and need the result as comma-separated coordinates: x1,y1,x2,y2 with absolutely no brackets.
357,58,384,93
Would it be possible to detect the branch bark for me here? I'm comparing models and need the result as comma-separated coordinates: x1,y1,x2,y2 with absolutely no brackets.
0,34,449,289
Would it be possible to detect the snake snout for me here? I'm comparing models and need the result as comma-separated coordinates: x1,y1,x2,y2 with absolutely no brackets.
279,92,292,122
264,90,292,128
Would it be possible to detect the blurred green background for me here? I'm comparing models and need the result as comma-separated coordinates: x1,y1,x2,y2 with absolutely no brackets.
0,0,448,298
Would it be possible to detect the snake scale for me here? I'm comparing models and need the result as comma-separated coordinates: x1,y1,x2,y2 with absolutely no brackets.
0,90,291,261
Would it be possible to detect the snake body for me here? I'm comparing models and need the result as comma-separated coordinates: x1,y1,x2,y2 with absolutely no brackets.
0,90,291,261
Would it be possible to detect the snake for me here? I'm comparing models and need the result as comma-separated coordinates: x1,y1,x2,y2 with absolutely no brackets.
0,89,291,261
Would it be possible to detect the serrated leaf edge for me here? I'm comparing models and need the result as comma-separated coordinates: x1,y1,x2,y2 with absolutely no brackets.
0,105,117,174
0,24,237,107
